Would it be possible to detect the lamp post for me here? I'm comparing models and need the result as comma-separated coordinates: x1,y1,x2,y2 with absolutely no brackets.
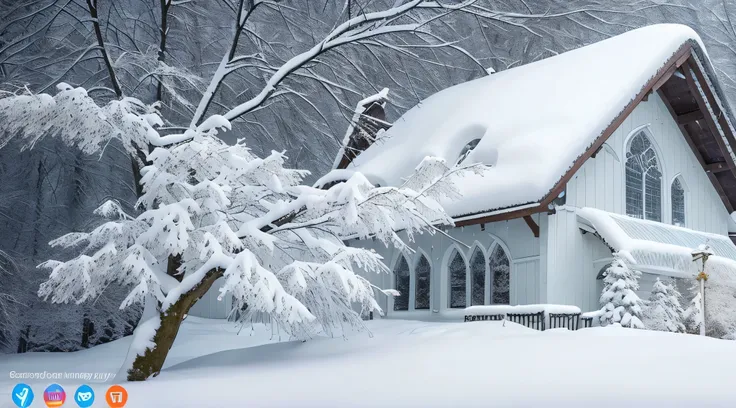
691,244,713,336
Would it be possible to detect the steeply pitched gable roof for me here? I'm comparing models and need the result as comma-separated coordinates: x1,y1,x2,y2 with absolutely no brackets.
346,24,736,226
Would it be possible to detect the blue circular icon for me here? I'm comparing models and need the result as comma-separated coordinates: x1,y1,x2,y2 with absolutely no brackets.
11,383,34,408
74,384,95,408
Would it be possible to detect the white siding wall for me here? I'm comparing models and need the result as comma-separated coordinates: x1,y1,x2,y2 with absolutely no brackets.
189,278,232,319
546,93,733,312
354,215,542,319
512,257,541,305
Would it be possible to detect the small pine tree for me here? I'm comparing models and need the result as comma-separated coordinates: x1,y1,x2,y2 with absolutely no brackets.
599,254,645,329
642,278,685,333
683,292,704,334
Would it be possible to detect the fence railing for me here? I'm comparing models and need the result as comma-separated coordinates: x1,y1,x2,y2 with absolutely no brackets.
548,313,581,330
463,305,593,331
507,311,546,331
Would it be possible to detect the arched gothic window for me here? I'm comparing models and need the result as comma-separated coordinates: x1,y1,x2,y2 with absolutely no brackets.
393,256,410,311
626,131,662,221
414,255,431,310
469,248,485,306
671,178,686,227
489,245,510,304
448,250,467,308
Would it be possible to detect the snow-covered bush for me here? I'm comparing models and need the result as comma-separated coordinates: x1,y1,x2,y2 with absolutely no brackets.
683,292,703,335
598,254,645,329
642,278,684,333
701,258,736,338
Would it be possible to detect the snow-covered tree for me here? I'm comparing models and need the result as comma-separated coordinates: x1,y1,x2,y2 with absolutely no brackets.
599,254,645,329
642,278,685,333
683,292,704,335
8,79,480,380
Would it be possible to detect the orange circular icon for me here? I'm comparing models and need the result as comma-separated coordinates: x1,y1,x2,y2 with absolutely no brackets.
105,385,128,407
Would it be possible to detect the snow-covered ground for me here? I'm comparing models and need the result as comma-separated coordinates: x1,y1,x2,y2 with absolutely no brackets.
2,317,736,407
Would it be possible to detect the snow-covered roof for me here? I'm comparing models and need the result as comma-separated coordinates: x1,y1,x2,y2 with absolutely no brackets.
577,207,736,278
348,24,705,218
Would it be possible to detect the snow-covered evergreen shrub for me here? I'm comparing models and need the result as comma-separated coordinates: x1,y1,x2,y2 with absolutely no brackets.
642,278,684,333
701,259,736,338
683,292,703,335
599,254,645,329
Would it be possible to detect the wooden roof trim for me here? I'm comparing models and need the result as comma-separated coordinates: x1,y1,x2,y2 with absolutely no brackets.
657,88,735,213
454,203,547,227
688,56,736,151
681,60,736,183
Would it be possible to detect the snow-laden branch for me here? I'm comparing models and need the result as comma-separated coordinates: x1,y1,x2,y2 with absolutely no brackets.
36,106,477,344
187,0,479,131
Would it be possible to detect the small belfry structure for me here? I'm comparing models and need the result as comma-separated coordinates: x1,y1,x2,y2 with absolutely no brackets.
691,244,713,336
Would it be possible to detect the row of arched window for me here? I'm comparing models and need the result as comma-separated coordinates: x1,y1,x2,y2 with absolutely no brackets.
625,130,686,227
393,242,511,311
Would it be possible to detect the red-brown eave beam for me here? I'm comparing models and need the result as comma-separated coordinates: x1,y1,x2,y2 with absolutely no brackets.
454,204,546,227
523,215,540,238
455,43,696,229
657,87,735,213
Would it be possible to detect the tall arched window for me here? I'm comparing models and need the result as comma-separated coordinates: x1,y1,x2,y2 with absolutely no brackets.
489,244,510,304
448,250,466,308
469,248,485,306
625,131,662,221
393,256,410,311
414,255,431,310
672,177,686,227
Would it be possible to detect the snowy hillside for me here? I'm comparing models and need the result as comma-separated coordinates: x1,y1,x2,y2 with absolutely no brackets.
2,318,736,407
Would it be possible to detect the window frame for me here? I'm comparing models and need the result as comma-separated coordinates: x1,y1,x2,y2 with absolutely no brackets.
413,252,432,310
488,241,511,305
447,247,468,309
671,175,686,227
624,128,664,222
468,244,488,307
392,255,411,311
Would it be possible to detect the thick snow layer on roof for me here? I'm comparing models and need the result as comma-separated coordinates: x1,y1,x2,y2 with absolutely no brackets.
349,24,703,218
577,207,736,278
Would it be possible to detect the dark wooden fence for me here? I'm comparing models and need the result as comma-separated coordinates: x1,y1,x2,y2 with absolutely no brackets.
507,311,546,331
464,310,587,331
548,313,581,330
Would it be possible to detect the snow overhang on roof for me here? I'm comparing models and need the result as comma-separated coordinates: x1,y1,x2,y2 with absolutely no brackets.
347,24,736,224
577,207,736,278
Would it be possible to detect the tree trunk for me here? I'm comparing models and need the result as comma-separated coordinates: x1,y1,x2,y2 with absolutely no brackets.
126,268,223,381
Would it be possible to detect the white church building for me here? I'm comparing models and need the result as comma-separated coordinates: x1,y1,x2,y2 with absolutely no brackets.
190,24,736,321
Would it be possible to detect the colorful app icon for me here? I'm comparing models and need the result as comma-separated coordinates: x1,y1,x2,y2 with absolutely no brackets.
11,383,34,408
105,385,128,407
74,384,95,407
43,383,66,407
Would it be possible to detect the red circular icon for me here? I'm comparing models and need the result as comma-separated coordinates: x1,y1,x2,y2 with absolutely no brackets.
105,385,128,407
